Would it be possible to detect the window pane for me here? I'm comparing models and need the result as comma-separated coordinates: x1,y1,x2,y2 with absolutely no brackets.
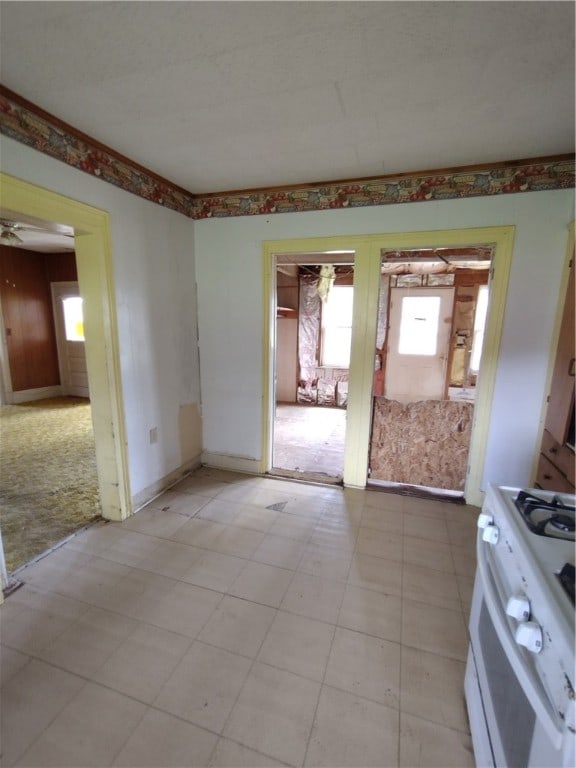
63,297,85,341
398,296,440,356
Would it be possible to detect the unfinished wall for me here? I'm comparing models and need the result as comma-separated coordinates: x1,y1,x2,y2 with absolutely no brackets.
369,397,474,490
448,269,489,388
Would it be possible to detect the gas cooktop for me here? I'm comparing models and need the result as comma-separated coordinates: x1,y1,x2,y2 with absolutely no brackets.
514,490,575,541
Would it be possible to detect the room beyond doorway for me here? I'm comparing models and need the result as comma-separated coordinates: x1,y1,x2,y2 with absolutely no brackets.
272,404,346,483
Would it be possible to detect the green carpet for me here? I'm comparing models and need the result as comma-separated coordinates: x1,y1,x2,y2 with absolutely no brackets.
0,397,101,572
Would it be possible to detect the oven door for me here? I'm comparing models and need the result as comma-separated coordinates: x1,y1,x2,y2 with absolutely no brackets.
467,533,568,768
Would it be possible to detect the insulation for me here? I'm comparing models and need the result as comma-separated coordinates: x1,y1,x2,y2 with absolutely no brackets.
369,398,474,490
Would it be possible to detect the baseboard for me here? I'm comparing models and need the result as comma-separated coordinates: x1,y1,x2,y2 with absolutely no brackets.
201,451,263,475
131,454,202,513
10,385,63,404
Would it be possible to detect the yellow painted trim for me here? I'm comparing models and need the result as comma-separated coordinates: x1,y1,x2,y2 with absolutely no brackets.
262,226,515,504
0,172,131,521
529,221,575,484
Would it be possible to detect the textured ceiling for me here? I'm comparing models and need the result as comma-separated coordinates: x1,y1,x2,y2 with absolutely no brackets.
0,1,574,194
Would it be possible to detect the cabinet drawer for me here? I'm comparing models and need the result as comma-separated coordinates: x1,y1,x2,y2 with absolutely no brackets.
540,430,575,485
536,454,575,493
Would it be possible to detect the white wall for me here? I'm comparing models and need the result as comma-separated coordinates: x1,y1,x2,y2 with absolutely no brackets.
1,136,200,503
195,189,575,490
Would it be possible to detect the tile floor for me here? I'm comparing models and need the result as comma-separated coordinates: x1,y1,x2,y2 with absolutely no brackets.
1,468,478,767
273,405,346,479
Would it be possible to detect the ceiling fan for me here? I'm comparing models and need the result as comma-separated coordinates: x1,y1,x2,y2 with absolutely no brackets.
0,218,74,247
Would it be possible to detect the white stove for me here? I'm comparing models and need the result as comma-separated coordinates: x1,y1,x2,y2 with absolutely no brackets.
465,485,575,768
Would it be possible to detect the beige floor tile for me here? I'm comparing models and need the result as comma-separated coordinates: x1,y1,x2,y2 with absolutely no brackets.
401,646,469,732
232,505,279,532
457,574,475,614
451,543,477,578
281,572,345,624
84,565,175,617
399,712,475,767
268,514,316,542
12,546,92,593
113,708,218,767
64,521,124,555
52,556,132,605
338,585,401,642
16,682,146,767
169,517,227,548
363,490,405,513
320,503,363,527
229,561,293,607
0,659,84,766
0,646,31,688
402,563,462,611
208,525,266,558
400,497,446,519
197,498,246,525
0,588,89,655
348,554,402,596
305,685,399,767
198,595,276,657
402,512,450,543
325,627,400,709
360,506,403,533
99,529,164,568
445,513,478,548
154,641,251,732
175,475,233,498
257,610,335,682
402,599,468,661
224,662,320,767
252,533,306,570
120,507,189,538
356,528,403,561
141,539,204,579
298,544,352,581
308,523,358,552
37,606,139,678
96,622,192,703
148,490,210,516
209,737,287,767
402,536,455,574
182,549,247,592
130,580,222,638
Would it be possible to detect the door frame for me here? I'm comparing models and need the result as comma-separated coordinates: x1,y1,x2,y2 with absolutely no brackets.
263,226,515,506
0,172,131,523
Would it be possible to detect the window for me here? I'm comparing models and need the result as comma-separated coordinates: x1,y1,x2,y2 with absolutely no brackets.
398,296,440,356
63,296,85,341
470,285,489,372
321,285,353,367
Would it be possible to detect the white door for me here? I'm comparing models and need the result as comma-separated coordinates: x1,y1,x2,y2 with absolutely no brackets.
51,281,89,398
385,286,454,403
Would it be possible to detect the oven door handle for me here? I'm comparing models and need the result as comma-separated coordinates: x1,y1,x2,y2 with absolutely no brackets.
476,532,563,749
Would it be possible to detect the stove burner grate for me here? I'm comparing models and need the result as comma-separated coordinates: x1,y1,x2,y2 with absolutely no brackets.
514,491,576,541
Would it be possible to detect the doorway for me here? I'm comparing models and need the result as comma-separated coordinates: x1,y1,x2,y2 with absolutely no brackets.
0,173,131,591
369,247,493,497
0,232,101,572
272,256,354,483
263,227,514,506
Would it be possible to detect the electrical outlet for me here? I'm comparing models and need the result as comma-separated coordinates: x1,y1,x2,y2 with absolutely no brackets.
149,427,158,444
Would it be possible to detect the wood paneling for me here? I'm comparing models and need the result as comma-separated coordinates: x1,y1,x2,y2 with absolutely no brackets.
0,246,77,392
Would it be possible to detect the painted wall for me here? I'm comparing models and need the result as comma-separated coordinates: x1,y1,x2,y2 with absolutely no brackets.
1,136,201,503
195,189,574,490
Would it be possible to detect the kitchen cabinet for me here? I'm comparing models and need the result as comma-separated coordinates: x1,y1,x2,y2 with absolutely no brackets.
536,249,575,491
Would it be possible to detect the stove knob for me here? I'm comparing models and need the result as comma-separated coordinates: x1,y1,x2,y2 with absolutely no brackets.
515,621,543,654
506,594,531,622
477,513,494,529
482,525,500,544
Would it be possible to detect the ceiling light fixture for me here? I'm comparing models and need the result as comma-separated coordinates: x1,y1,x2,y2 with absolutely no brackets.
0,228,24,246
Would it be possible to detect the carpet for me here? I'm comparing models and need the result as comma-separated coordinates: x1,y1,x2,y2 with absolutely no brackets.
0,397,101,573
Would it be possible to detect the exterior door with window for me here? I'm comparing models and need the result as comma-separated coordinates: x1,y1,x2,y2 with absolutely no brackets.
51,282,89,398
385,287,455,402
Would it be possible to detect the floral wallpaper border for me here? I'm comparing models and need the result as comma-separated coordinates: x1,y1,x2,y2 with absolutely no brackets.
1,88,574,220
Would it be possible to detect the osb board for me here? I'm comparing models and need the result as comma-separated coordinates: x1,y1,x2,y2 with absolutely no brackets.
369,398,474,490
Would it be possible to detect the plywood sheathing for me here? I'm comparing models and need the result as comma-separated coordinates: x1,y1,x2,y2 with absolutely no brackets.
369,398,474,490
